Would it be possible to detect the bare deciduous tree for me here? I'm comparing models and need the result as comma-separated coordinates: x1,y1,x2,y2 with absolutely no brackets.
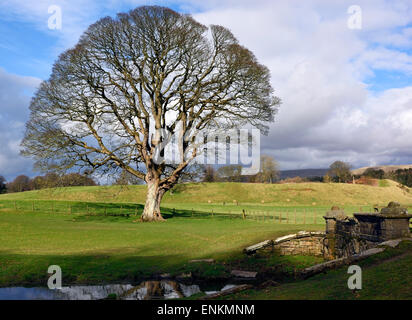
7,175,31,193
202,165,217,183
254,155,279,183
217,165,242,182
21,6,280,221
328,160,352,183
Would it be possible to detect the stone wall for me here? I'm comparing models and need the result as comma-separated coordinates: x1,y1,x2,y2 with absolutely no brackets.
244,202,411,260
323,230,376,260
323,202,411,259
274,235,324,256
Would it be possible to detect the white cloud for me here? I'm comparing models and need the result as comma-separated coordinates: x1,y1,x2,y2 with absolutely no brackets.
194,0,412,169
0,68,41,180
1,0,412,176
357,47,412,74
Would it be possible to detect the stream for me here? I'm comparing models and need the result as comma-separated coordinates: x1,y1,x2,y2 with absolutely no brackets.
0,280,239,300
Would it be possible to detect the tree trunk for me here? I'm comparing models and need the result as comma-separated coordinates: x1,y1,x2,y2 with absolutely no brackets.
141,179,166,222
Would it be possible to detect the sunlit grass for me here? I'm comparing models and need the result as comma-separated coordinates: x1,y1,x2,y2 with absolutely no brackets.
0,208,321,287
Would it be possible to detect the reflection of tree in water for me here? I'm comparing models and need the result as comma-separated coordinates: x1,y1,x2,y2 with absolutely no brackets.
1,281,222,300
121,281,200,300
0,281,202,300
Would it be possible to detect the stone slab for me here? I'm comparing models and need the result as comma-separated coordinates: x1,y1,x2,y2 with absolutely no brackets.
378,239,402,248
351,247,385,259
176,272,192,279
189,259,215,263
231,270,257,278
199,284,253,300
244,240,273,253
274,234,297,244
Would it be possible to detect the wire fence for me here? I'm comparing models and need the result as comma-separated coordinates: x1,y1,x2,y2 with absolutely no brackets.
0,199,141,217
0,200,411,225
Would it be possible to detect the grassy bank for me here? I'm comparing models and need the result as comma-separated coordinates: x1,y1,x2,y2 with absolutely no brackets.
1,180,411,207
0,208,321,287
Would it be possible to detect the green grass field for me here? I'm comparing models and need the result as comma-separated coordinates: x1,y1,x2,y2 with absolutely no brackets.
0,208,320,286
0,181,411,299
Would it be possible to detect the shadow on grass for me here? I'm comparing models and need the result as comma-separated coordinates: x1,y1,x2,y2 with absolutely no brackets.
74,204,246,221
0,249,323,288
0,249,194,287
0,199,246,221
0,199,322,224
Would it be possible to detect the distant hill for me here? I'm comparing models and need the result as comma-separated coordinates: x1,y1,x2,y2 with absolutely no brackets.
279,168,329,180
352,164,412,176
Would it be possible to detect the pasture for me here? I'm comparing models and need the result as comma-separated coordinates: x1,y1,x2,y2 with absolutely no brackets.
0,181,411,295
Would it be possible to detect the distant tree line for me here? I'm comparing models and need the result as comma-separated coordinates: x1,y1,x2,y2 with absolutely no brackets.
362,168,412,187
323,163,412,188
0,176,6,194
4,161,411,193
2,172,97,193
200,160,412,188
201,155,279,184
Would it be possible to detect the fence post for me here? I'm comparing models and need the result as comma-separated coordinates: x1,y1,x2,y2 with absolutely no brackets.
242,209,246,220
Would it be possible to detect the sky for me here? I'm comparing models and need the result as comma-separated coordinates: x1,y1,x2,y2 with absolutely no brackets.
1,0,412,180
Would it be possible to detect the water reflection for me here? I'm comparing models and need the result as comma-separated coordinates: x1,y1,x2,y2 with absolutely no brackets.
0,280,214,300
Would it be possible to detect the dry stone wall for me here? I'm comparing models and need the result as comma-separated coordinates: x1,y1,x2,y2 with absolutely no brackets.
274,235,324,256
